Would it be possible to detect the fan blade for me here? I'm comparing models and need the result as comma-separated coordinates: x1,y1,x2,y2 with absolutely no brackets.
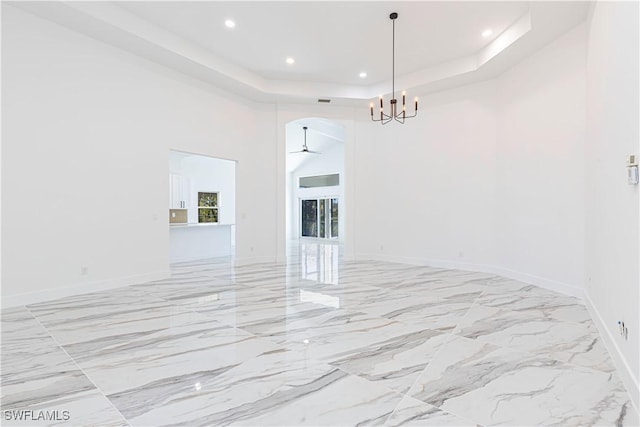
289,147,321,154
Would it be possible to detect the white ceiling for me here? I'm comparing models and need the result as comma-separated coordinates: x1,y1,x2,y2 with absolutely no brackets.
12,1,591,104
116,1,531,86
286,117,345,173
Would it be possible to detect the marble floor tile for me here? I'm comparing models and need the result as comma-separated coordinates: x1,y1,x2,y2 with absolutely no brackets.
176,286,338,329
223,373,402,427
1,308,128,427
61,311,282,396
2,308,93,409
477,277,591,323
2,308,73,379
246,305,449,394
454,303,615,372
26,286,171,333
354,289,474,332
284,282,392,309
391,270,495,295
215,263,295,284
326,328,453,394
241,275,336,295
419,279,487,303
132,280,240,305
259,309,404,351
168,257,234,276
3,243,637,427
385,396,478,426
28,297,186,346
407,335,636,427
108,348,400,426
327,262,429,289
1,390,129,427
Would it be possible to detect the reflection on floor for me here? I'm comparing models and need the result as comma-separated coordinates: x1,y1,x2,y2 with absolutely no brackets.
2,241,637,426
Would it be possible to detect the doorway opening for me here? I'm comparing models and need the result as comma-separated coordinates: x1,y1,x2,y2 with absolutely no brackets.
169,149,236,263
285,118,345,256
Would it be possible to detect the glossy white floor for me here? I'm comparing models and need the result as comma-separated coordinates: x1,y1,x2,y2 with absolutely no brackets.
2,241,637,426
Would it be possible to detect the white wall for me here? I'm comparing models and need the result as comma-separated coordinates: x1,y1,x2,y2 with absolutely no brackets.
353,81,498,269
2,5,277,306
585,1,639,405
496,24,587,295
352,24,588,299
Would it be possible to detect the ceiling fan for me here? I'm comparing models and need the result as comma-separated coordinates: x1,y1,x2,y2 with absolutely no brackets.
289,126,320,154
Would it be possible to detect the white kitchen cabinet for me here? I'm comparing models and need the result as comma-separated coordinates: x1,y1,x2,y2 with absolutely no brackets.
169,174,190,209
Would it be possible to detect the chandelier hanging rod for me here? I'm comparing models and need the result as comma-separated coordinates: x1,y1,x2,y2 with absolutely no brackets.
370,12,418,125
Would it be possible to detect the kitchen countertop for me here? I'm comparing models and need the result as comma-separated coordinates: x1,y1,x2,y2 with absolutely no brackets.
169,223,234,228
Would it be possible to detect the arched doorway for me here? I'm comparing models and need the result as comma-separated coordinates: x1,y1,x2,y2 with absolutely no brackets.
285,118,345,257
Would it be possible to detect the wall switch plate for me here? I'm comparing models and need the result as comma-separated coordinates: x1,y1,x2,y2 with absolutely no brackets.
627,155,638,185
628,165,639,185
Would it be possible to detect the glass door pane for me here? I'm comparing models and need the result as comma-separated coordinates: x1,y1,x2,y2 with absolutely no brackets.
330,198,339,238
301,200,318,237
319,199,326,238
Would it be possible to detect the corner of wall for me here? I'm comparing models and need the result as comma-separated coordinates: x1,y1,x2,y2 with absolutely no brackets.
584,291,640,410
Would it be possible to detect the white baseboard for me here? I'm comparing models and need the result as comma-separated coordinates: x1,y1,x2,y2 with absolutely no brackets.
1,270,171,309
234,256,277,267
355,253,584,299
584,292,639,411
170,253,232,263
488,265,585,299
343,254,357,262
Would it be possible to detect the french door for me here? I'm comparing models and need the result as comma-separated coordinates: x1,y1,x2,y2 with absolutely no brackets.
300,198,338,239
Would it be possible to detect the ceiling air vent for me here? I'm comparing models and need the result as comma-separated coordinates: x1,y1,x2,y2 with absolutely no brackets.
317,99,331,104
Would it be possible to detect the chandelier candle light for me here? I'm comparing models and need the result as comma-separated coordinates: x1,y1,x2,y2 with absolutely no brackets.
370,12,418,124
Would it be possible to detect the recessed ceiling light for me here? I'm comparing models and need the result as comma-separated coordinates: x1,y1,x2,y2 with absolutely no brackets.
359,72,367,78
482,29,493,38
286,57,295,65
225,19,235,28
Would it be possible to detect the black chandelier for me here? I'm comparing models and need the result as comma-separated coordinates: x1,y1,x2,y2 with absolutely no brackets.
370,12,418,125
